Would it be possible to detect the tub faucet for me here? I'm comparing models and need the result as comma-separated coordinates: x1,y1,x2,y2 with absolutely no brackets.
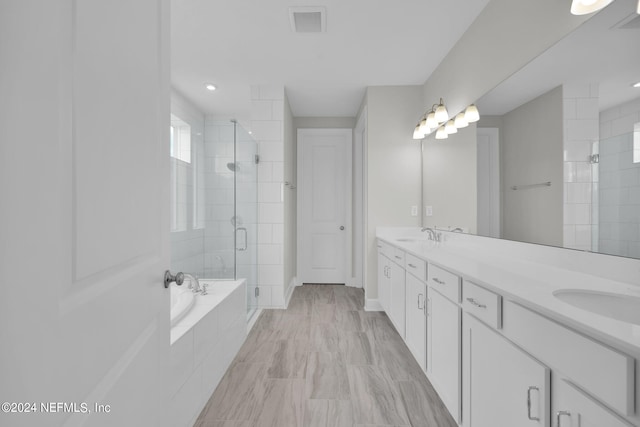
183,273,202,293
421,227,437,241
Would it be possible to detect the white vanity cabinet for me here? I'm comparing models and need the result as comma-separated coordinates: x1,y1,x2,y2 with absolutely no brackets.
404,254,427,371
377,243,391,311
427,265,462,423
555,379,634,427
463,313,550,427
388,252,406,338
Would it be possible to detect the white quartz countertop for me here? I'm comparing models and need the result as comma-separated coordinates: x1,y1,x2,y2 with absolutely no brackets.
377,228,640,356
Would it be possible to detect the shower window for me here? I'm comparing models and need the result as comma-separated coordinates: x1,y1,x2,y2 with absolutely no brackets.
170,114,191,163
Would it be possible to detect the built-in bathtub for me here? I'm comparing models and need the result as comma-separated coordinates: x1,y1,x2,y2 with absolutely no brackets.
169,279,247,427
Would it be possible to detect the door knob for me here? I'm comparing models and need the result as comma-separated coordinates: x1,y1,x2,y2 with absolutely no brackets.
164,270,184,288
340,226,345,230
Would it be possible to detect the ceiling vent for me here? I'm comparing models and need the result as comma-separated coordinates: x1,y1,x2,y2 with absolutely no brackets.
289,6,326,33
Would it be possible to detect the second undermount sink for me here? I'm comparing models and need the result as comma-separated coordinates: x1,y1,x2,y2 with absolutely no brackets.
553,289,640,325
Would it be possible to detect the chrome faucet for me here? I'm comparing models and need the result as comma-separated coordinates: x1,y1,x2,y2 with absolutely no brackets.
183,273,202,293
451,227,464,233
421,227,437,241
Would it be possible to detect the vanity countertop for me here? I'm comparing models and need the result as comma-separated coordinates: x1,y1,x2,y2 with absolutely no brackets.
377,227,640,356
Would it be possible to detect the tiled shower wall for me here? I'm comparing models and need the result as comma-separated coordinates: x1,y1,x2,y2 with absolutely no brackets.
562,84,598,252
203,119,236,279
251,85,287,308
598,97,640,258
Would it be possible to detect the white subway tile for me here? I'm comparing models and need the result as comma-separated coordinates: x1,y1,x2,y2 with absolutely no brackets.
250,85,260,101
611,114,637,138
258,223,273,244
258,265,284,286
563,83,591,99
576,98,599,120
574,225,592,247
257,161,273,182
567,119,598,142
251,100,272,121
252,121,282,141
258,244,283,265
272,223,284,244
567,182,592,204
271,290,285,308
259,202,284,223
259,141,284,162
564,203,591,225
564,141,592,162
272,162,284,182
563,99,577,120
563,225,576,246
256,285,272,307
258,182,282,203
271,100,284,120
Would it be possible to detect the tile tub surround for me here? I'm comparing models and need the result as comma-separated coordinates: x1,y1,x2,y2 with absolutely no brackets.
170,280,247,427
194,284,457,427
376,227,640,356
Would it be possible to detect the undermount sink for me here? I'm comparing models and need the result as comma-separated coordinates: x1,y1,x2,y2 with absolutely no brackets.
553,289,640,325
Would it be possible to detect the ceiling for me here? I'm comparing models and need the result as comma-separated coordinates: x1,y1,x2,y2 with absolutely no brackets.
170,0,490,120
477,0,640,116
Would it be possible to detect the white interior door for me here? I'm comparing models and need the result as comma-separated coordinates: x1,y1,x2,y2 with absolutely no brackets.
0,2,170,427
298,129,352,284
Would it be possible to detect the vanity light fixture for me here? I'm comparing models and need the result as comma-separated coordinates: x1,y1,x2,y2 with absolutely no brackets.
426,110,439,129
413,124,424,140
464,104,480,123
435,126,448,140
205,83,217,91
454,112,469,128
570,0,613,15
418,115,429,135
434,98,449,123
445,120,458,134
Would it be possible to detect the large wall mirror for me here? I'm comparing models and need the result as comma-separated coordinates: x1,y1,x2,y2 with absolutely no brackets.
422,0,640,259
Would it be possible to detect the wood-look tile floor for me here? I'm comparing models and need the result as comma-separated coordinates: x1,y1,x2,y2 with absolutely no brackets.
195,284,457,427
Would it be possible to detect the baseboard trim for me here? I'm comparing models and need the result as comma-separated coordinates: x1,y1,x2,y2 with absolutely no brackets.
284,277,298,308
364,298,383,311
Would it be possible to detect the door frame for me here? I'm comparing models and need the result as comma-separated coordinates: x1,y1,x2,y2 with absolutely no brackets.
296,128,353,285
477,127,501,238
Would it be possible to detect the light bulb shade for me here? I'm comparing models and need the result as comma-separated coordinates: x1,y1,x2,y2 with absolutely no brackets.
413,125,423,140
418,116,428,134
426,111,438,129
444,120,458,134
454,113,468,128
570,0,613,15
435,126,448,140
464,104,480,123
637,0,639,14
434,103,449,123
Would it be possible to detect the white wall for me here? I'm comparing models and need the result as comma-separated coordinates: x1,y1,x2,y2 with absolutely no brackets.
598,96,640,258
502,86,564,246
283,95,297,303
363,86,424,301
293,117,356,130
422,0,590,118
170,91,206,276
422,124,478,233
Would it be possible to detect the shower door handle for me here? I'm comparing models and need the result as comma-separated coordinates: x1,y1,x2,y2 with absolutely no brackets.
236,227,248,251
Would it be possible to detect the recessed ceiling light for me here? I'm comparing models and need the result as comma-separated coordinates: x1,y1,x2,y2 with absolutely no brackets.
205,83,217,91
633,82,640,88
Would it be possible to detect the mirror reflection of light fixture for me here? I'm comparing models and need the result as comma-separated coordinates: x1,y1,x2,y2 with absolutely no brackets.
426,110,439,129
434,98,449,123
464,104,480,123
418,115,429,135
570,0,613,15
413,124,423,140
435,126,448,140
454,112,469,128
445,120,458,134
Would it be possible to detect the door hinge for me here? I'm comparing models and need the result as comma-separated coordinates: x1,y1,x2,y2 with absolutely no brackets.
255,287,260,297
255,154,260,164
590,154,599,164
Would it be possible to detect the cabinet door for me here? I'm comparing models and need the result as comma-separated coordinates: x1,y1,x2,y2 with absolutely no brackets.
377,250,390,311
465,314,550,427
429,288,461,422
555,380,633,427
389,261,406,338
405,273,426,371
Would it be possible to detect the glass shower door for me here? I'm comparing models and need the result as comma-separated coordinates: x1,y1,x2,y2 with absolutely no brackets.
233,123,259,318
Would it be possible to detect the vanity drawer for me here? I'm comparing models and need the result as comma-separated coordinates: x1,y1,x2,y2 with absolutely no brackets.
377,240,393,258
405,253,426,282
503,301,635,416
392,247,405,266
462,280,502,329
427,264,460,303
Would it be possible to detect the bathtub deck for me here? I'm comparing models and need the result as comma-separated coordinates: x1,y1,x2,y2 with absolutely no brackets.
194,284,456,427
